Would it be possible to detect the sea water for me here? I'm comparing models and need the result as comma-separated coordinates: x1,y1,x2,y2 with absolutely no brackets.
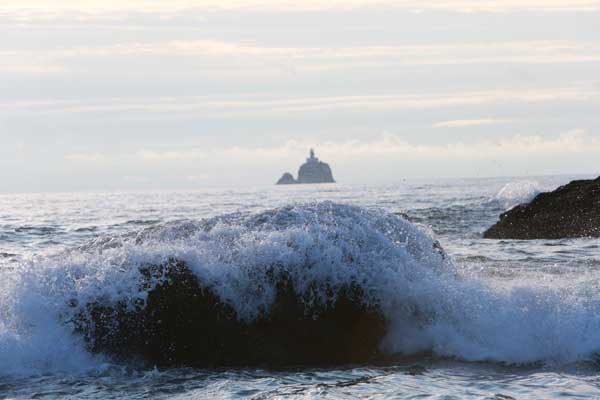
1,175,600,399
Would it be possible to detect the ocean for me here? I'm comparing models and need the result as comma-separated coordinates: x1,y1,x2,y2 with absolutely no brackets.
2,175,600,399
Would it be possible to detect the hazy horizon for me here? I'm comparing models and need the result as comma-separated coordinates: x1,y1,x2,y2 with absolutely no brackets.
2,0,600,192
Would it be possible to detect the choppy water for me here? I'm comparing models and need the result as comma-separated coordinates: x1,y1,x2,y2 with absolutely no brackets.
2,175,600,399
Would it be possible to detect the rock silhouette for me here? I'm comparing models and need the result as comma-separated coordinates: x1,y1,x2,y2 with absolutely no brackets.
276,172,296,185
276,149,335,184
484,176,600,239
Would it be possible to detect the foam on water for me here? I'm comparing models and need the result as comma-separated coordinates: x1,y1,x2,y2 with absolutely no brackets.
1,202,600,377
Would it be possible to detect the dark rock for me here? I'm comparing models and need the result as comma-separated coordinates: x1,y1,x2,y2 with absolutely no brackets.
297,158,335,184
73,259,387,367
484,176,600,239
276,172,296,185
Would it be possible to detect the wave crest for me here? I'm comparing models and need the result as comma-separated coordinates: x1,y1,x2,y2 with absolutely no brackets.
2,202,600,374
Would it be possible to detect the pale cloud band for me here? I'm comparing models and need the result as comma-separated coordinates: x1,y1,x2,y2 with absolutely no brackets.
2,0,600,14
434,119,512,128
3,39,600,78
67,130,596,165
4,86,597,116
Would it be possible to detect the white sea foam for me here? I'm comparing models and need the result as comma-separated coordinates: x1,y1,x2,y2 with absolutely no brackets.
491,180,542,210
1,202,600,376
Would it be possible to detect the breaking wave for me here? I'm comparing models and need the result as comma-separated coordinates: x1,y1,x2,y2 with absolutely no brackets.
491,180,542,210
1,202,600,376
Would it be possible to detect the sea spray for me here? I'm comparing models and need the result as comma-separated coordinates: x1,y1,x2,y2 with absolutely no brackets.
0,202,448,371
2,202,600,375
491,180,542,210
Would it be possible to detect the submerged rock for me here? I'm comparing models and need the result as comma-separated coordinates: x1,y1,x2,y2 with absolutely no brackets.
276,149,335,184
484,176,600,239
74,259,387,367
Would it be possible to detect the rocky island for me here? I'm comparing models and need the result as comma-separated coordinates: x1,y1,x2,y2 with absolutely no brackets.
484,176,600,240
277,149,335,185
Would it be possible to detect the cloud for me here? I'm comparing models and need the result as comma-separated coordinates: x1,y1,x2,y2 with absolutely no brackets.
3,40,600,78
5,86,597,117
184,175,209,182
298,130,600,160
64,152,106,162
434,119,512,128
135,130,599,164
1,0,599,14
137,144,297,163
0,64,66,76
136,149,208,162
7,39,590,58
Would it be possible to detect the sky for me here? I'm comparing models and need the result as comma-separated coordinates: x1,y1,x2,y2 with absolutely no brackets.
1,0,600,192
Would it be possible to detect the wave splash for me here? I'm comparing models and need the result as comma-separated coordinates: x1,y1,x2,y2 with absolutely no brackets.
491,180,542,210
1,202,600,375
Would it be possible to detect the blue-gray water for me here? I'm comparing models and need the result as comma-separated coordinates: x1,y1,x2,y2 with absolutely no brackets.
2,175,600,399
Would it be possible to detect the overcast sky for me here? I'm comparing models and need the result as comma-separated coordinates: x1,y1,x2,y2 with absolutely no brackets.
1,0,599,192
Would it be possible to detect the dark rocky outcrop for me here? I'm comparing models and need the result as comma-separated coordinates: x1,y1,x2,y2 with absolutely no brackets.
484,176,600,240
297,155,335,184
276,172,296,185
276,149,335,184
73,259,387,367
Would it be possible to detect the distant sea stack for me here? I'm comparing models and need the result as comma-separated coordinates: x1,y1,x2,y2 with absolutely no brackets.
276,149,336,185
484,176,600,240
